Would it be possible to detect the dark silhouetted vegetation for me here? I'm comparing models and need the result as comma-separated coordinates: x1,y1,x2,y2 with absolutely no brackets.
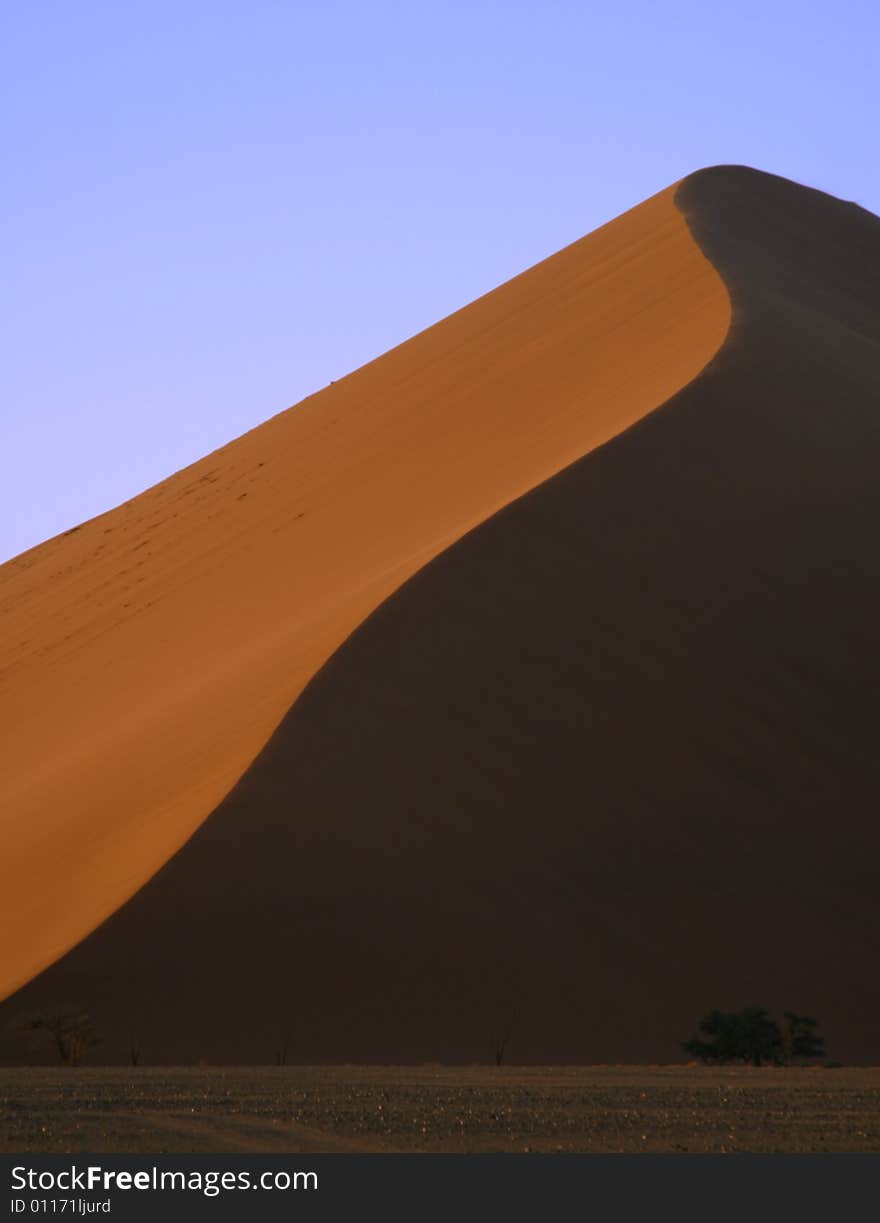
128,1028,142,1067
491,1008,518,1067
782,1012,825,1063
275,1027,292,1066
22,1006,100,1067
684,1007,826,1067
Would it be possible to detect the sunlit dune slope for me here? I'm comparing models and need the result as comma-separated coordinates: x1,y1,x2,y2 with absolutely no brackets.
5,166,879,1066
0,180,728,1001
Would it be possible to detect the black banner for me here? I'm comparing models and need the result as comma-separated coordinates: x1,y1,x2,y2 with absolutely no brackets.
3,1155,878,1221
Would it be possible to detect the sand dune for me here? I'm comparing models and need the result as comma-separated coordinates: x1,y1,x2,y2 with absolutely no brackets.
0,179,727,1004
4,166,879,1065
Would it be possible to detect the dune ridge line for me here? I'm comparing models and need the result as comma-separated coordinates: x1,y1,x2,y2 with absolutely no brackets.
0,178,729,1002
4,166,879,1065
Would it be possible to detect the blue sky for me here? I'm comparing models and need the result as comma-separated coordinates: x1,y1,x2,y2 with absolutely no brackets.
2,1,878,562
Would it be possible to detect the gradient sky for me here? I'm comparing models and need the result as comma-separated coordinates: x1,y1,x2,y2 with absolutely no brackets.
2,1,878,562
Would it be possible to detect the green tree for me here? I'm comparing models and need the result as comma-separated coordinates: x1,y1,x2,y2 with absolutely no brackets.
683,1006,783,1066
781,1013,825,1064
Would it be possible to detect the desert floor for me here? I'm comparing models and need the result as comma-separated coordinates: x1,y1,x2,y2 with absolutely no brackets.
2,1065,879,1154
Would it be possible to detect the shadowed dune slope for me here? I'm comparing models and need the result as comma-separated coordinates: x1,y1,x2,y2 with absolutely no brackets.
5,166,879,1065
5,166,878,1066
0,181,729,1000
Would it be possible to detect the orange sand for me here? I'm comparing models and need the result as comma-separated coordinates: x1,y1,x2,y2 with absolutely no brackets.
0,181,729,1000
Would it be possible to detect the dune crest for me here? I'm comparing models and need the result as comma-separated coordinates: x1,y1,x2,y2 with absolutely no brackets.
0,180,728,1002
4,165,878,1065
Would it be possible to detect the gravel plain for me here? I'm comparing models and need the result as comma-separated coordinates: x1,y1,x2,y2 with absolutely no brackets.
3,1065,880,1153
